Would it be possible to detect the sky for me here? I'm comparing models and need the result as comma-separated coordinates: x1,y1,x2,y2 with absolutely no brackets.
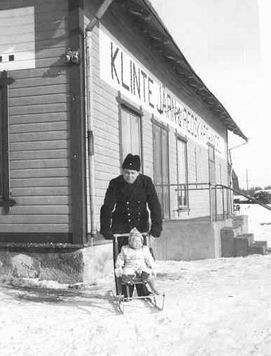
150,0,271,189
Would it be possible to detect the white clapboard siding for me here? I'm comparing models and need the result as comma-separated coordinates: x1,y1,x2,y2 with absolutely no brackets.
0,225,69,233
11,76,68,90
10,140,69,151
10,131,69,143
11,187,69,196
10,84,69,98
11,159,69,170
11,177,69,188
11,205,70,215
14,196,70,206
9,121,68,134
10,168,69,179
10,149,68,161
10,103,68,116
10,112,69,125
0,215,69,224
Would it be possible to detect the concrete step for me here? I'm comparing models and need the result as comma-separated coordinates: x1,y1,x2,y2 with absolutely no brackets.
233,236,249,257
248,245,266,255
239,233,254,246
221,229,268,258
221,226,246,257
248,241,268,255
253,240,268,248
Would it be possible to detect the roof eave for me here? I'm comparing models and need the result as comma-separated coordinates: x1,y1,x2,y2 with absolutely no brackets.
121,0,247,141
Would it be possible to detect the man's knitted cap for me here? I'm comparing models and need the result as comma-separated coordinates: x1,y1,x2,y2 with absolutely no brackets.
122,154,140,171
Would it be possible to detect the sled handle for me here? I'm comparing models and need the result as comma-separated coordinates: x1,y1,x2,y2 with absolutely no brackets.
113,232,148,242
113,232,148,238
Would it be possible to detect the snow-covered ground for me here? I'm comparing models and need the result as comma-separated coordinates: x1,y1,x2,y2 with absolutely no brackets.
1,205,271,356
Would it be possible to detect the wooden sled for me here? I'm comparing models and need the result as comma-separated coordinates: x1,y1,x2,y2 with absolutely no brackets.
112,233,165,314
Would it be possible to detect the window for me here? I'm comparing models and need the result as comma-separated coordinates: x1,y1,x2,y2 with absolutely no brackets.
208,144,216,184
120,105,142,163
153,121,170,219
208,144,216,220
176,137,188,209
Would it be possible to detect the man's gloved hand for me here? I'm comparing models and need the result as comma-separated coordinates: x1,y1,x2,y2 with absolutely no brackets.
100,229,113,240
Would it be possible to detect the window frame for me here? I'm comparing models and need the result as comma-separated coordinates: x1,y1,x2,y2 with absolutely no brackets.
176,133,189,212
208,143,216,183
152,116,170,219
117,93,144,173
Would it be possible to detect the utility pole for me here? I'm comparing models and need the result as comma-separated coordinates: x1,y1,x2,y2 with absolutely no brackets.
246,169,249,191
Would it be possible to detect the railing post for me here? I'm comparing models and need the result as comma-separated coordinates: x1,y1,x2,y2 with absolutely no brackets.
222,186,225,220
177,183,180,217
214,185,217,221
231,189,234,216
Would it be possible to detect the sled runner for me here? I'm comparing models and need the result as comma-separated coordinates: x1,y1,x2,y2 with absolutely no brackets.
112,233,165,313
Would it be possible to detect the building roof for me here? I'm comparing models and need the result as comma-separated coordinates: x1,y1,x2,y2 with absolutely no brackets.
110,0,247,141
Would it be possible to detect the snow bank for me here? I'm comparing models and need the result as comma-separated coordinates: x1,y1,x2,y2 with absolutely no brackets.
0,206,271,355
1,255,271,355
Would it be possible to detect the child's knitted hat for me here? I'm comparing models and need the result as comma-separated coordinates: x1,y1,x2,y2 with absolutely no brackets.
128,227,144,247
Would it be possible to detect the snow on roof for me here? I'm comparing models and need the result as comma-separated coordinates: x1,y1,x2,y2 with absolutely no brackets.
254,189,271,195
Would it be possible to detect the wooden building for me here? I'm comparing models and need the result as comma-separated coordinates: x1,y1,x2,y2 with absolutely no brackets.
0,0,247,280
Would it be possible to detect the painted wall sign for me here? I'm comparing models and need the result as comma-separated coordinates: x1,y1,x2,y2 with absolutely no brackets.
0,7,35,71
99,26,225,156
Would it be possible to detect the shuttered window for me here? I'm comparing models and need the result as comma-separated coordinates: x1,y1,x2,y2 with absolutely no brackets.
208,144,216,220
153,122,170,219
177,137,188,208
208,144,216,184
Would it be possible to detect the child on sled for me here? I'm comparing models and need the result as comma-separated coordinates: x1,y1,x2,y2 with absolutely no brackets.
114,228,159,295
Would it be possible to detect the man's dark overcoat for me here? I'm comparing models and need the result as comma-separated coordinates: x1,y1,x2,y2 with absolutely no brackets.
100,174,162,239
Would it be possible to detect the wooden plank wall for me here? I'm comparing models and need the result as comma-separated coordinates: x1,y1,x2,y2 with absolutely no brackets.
0,0,71,233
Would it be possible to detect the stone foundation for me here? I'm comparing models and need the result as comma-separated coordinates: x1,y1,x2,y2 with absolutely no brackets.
152,218,233,261
0,241,113,284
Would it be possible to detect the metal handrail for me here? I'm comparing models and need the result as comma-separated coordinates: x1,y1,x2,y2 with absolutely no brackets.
216,184,271,212
154,181,271,223
155,182,218,221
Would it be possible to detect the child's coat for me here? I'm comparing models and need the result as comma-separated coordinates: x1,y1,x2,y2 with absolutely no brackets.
115,244,156,277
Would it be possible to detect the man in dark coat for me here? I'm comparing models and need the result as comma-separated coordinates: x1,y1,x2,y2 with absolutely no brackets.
100,153,162,239
100,153,162,296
